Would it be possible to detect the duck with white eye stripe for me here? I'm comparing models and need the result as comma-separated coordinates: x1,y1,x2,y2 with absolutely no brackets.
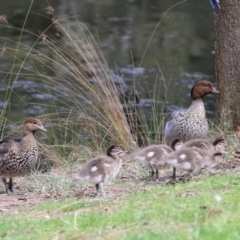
133,144,173,180
75,145,125,197
166,147,224,180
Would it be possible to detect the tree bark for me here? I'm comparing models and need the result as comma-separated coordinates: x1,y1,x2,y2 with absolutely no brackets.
215,0,240,130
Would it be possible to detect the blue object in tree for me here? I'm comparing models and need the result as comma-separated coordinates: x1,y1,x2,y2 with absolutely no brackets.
209,0,220,11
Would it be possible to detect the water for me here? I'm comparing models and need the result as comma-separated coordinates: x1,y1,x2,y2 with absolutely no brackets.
0,0,217,125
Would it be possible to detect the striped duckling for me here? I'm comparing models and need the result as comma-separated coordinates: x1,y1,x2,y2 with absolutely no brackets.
164,80,219,145
133,144,173,180
166,147,223,180
75,145,125,197
171,136,225,152
170,137,225,179
0,118,47,194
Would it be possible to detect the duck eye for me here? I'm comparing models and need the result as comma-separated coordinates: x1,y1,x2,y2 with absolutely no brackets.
33,122,37,124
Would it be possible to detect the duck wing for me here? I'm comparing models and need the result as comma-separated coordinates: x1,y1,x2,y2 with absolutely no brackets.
164,109,187,144
77,157,109,184
0,139,21,155
166,108,187,121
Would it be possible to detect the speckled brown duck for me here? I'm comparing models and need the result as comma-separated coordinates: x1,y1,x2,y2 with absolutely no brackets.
164,80,219,145
0,118,47,194
75,145,125,197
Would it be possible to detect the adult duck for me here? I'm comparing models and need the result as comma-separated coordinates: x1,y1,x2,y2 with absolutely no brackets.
164,80,219,145
0,118,47,194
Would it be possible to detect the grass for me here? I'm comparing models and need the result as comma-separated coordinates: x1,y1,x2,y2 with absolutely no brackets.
1,5,136,158
1,171,240,240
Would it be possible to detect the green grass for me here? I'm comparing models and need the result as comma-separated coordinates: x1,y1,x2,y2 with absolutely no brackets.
1,173,240,240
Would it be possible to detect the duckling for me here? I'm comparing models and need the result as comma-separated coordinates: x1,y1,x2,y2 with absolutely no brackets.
133,144,173,180
170,136,225,152
166,147,223,180
75,145,125,197
164,80,219,145
0,118,47,194
170,137,225,179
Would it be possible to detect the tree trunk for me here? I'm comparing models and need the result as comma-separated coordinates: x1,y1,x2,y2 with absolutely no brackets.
215,0,240,130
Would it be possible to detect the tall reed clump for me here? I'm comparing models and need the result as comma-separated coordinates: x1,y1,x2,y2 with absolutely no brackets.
35,20,137,150
1,11,139,163
0,2,173,164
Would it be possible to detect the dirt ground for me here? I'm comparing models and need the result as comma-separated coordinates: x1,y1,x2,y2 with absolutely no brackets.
0,165,145,216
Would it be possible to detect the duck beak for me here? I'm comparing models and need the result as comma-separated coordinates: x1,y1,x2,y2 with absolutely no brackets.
39,125,47,132
211,87,220,93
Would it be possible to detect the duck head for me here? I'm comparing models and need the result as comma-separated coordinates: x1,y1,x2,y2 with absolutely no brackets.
170,138,184,151
191,80,219,100
213,152,225,163
107,145,125,157
23,117,47,135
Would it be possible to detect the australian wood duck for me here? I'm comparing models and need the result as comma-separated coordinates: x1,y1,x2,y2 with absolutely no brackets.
166,147,223,180
133,144,173,180
75,145,125,197
164,80,219,145
0,118,47,194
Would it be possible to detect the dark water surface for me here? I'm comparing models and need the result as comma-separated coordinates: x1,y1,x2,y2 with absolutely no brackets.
0,0,217,124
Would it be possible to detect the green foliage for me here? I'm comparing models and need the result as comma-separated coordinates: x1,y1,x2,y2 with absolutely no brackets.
1,174,240,240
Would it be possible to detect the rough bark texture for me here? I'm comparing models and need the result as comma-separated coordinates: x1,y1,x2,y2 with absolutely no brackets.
215,0,240,130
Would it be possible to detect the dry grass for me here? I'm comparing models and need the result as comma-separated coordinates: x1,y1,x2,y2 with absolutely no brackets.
0,3,182,168
0,13,152,164
0,5,226,165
